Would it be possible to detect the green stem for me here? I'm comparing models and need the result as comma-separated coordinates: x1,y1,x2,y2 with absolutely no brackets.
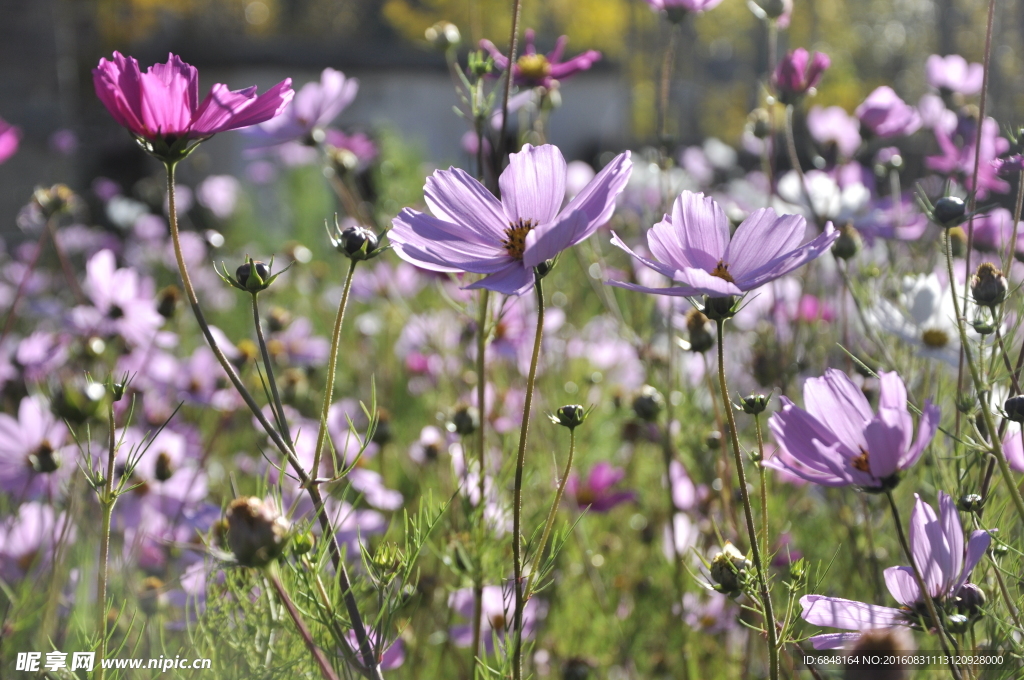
252,293,293,446
164,163,382,679
512,276,545,680
269,569,342,680
884,491,962,680
312,260,357,479
497,0,523,164
943,235,1024,526
95,401,117,680
716,318,778,680
754,414,769,560
526,427,576,597
658,24,680,143
663,310,684,597
471,288,490,673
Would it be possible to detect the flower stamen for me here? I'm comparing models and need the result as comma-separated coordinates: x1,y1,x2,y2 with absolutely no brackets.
710,260,735,283
502,219,537,260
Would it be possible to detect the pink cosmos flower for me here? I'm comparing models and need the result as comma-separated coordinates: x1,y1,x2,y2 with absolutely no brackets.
390,143,632,296
565,462,636,512
773,49,830,104
607,190,837,299
926,54,984,96
0,116,20,164
856,87,922,138
0,502,73,582
644,0,725,13
448,585,547,653
926,116,1010,198
807,106,861,160
766,369,939,490
0,395,71,498
93,52,293,160
480,29,601,89
247,68,358,146
801,492,989,649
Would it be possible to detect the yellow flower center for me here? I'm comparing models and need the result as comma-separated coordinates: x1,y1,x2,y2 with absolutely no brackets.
710,260,735,283
517,54,551,80
921,328,949,348
502,219,537,260
852,448,871,473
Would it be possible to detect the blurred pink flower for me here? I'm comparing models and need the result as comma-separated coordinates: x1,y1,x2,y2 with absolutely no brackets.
926,54,983,96
856,87,921,138
0,116,20,164
480,29,601,88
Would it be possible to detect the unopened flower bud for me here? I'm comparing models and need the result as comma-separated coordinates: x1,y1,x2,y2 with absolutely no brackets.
751,0,791,20
957,493,984,513
534,258,556,279
425,21,461,51
371,409,393,446
450,405,479,436
32,184,77,218
632,385,664,422
710,542,751,595
468,51,494,78
1004,395,1024,423
51,379,106,423
741,394,770,415
562,658,593,680
156,285,180,319
268,306,291,332
992,541,1009,557
832,224,862,260
685,309,714,353
154,451,173,482
706,431,722,450
235,260,271,292
954,583,986,619
945,613,970,634
138,576,166,617
971,262,1007,308
292,531,315,556
747,108,772,139
551,404,587,429
972,320,995,335
29,441,60,473
225,497,290,568
337,226,378,259
933,196,966,228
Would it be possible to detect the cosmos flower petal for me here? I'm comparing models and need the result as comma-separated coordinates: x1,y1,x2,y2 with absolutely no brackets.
910,494,948,598
800,594,905,630
500,143,567,225
939,492,964,589
663,191,730,271
524,210,587,268
955,530,991,592
424,167,510,244
883,566,921,607
863,410,909,480
802,369,872,451
465,263,536,296
732,222,839,290
604,279,706,298
588,462,625,492
561,151,632,233
93,52,148,135
609,231,680,280
138,55,198,134
390,209,509,273
809,633,866,650
724,208,806,279
192,80,294,134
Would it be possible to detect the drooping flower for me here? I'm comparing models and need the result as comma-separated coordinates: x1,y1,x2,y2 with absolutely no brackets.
773,49,830,104
565,462,636,512
0,116,20,164
93,52,293,161
480,29,601,89
246,68,358,146
765,369,939,490
856,87,921,138
607,190,837,299
926,54,984,96
801,492,989,649
390,143,632,296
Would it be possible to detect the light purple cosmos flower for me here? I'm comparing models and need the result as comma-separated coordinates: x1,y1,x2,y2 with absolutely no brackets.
773,49,830,104
927,116,1010,198
0,395,71,498
196,175,241,219
390,143,632,296
807,106,861,160
856,87,922,138
247,68,358,146
0,502,73,582
565,462,636,512
926,54,984,96
93,52,293,153
607,190,837,299
449,585,547,653
73,249,165,347
766,369,939,490
480,29,601,89
801,492,990,649
343,632,404,670
0,115,20,164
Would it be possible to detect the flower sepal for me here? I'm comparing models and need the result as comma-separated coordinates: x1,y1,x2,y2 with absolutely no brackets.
217,256,290,294
327,215,389,261
137,133,208,165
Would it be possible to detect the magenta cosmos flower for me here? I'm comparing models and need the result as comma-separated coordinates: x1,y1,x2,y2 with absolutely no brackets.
480,29,601,89
246,67,358,146
766,369,939,490
607,190,837,300
93,52,293,161
801,492,989,649
644,0,725,14
773,48,831,104
0,116,20,164
390,144,632,295
855,86,921,138
926,54,984,96
565,462,636,512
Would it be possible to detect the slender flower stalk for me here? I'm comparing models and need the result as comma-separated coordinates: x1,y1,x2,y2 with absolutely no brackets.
716,319,778,680
662,312,685,595
252,294,293,447
0,226,48,347
512,275,545,680
942,233,1024,527
268,569,342,680
94,401,118,680
163,163,383,679
753,414,769,559
526,420,577,597
312,260,357,479
884,491,962,680
498,0,524,162
470,287,490,668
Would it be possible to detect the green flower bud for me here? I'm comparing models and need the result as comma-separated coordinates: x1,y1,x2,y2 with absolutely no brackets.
702,295,738,321
550,404,587,429
957,493,983,513
945,613,970,634
832,224,862,260
450,405,479,436
425,21,461,50
225,497,290,568
632,385,664,422
740,394,770,415
933,196,966,227
710,542,751,595
971,262,1008,308
292,531,315,556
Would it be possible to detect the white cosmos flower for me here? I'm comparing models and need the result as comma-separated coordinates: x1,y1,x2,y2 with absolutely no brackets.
869,273,974,366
